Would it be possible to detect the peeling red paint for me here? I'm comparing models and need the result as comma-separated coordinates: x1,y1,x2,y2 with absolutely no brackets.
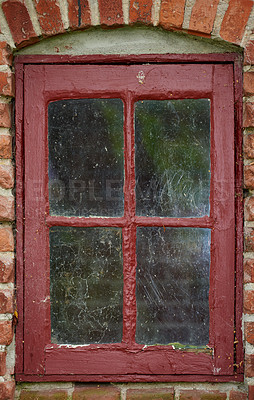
15,55,241,381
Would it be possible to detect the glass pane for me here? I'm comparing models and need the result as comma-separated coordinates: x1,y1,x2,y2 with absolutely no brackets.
135,99,210,217
136,227,210,346
48,99,124,217
50,227,123,344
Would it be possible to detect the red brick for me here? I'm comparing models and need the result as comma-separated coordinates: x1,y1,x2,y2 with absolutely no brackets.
244,134,254,159
68,0,91,29
159,0,185,29
249,386,254,400
0,104,11,128
0,42,12,66
0,254,13,283
244,103,254,128
220,0,253,44
246,354,254,377
245,40,254,66
179,390,227,400
20,390,68,400
243,72,254,96
0,352,6,376
0,289,13,313
244,165,254,189
244,290,254,313
98,0,123,26
33,0,65,36
245,197,254,221
126,388,174,399
73,384,120,400
0,320,12,345
2,0,38,48
189,0,220,35
244,72,254,96
0,136,11,159
0,227,14,252
0,196,14,221
0,381,15,400
244,259,254,283
229,390,247,400
0,72,14,97
245,322,254,344
129,0,153,24
0,165,14,190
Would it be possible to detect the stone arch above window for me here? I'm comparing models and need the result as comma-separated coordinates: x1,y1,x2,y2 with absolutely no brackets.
15,27,241,57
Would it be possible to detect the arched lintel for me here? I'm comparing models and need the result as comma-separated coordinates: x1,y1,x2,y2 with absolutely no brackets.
15,26,242,57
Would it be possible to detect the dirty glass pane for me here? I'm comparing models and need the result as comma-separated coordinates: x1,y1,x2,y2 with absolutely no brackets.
136,227,210,346
48,99,124,217
50,227,123,344
135,99,210,217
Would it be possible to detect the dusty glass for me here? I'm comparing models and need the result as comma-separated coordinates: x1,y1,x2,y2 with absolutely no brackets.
136,227,210,346
135,99,210,217
50,227,123,344
48,99,124,217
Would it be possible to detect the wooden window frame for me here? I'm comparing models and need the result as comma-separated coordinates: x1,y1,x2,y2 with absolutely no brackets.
15,54,243,382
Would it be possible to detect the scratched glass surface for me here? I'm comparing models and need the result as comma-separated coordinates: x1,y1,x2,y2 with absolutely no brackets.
50,227,123,344
135,99,210,217
136,227,210,346
48,99,124,217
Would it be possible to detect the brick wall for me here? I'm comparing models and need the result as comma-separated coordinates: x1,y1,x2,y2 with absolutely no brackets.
0,0,252,398
13,384,250,399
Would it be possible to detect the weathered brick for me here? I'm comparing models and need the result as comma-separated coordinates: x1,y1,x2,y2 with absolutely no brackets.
0,165,14,190
244,103,254,128
0,352,6,376
0,289,13,313
0,136,11,159
244,290,254,313
189,0,220,35
245,322,254,345
0,320,12,345
244,258,254,283
2,0,38,47
159,0,185,29
98,0,123,26
245,196,254,221
68,0,91,29
245,40,254,66
244,165,254,189
244,72,254,96
229,389,247,400
73,384,120,400
0,42,12,66
249,386,254,400
246,354,254,377
244,134,254,159
0,104,11,128
126,387,174,399
179,390,227,400
0,381,15,400
0,72,14,97
129,0,153,24
33,0,65,36
20,390,68,400
0,227,14,252
0,254,14,283
0,196,14,221
220,0,253,44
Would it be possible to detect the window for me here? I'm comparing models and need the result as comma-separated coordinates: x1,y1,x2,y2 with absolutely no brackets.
15,56,242,381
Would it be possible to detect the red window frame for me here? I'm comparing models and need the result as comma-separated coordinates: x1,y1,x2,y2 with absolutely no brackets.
15,54,243,382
